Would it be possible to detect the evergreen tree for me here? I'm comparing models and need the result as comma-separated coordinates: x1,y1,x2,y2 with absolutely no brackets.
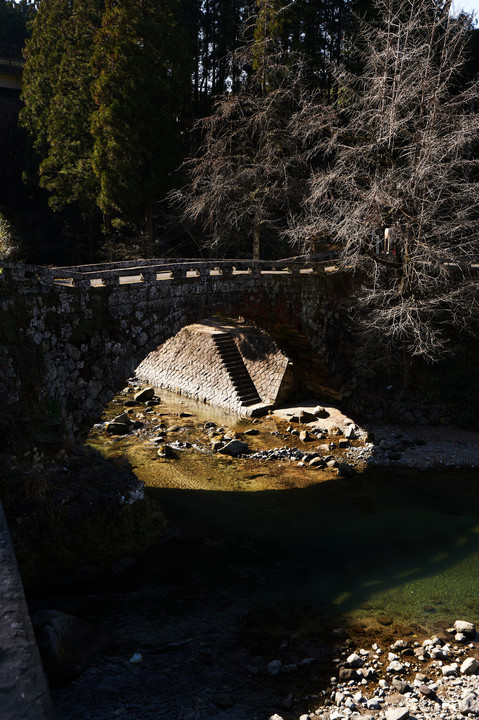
0,0,32,57
91,0,191,257
172,1,310,259
34,0,103,216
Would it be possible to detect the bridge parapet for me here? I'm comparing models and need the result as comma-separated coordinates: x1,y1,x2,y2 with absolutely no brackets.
1,256,338,289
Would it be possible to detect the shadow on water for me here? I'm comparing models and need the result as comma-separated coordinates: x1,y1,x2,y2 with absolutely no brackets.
36,457,479,720
140,466,479,629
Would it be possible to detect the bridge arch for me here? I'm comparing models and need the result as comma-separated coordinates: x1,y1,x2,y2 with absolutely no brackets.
0,258,352,450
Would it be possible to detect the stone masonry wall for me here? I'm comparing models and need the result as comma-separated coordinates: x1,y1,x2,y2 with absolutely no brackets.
135,319,296,414
135,324,245,413
0,260,351,450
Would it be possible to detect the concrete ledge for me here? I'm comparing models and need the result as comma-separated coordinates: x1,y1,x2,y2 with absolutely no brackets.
0,503,54,720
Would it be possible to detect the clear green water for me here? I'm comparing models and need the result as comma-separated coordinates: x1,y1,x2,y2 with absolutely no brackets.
88,387,479,634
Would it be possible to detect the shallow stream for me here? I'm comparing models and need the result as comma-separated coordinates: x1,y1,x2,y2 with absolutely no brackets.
30,387,479,720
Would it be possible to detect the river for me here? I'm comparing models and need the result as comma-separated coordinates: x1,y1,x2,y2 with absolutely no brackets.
28,386,479,720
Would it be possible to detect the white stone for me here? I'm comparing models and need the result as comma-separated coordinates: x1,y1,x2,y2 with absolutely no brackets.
461,658,479,675
385,708,409,720
387,660,404,673
454,621,476,638
347,653,363,668
366,698,381,710
442,663,458,676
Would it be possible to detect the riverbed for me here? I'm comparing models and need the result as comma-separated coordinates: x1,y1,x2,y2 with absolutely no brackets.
28,386,479,720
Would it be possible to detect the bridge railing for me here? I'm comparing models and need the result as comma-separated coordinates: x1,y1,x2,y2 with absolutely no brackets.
0,255,339,289
0,56,23,76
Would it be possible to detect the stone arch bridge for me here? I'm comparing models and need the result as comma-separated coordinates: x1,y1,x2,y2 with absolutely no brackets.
0,258,354,450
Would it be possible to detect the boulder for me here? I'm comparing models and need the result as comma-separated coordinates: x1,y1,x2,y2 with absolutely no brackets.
219,440,249,458
392,679,411,694
336,462,355,478
134,387,155,402
157,444,177,458
32,610,111,682
459,693,479,716
461,658,479,675
299,430,312,442
313,406,330,419
386,709,409,720
347,652,363,668
328,425,343,436
106,421,131,435
112,412,132,425
454,620,476,638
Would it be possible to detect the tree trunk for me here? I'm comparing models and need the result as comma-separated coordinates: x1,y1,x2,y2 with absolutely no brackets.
145,203,154,258
253,222,260,261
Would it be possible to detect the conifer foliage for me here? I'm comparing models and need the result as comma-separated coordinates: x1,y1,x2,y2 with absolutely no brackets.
91,0,190,256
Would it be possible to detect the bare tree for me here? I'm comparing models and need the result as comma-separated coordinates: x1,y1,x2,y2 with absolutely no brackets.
171,2,311,260
291,0,479,378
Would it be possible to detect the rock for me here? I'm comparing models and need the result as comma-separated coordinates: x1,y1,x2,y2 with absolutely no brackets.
219,440,249,457
339,668,358,681
309,456,325,468
387,660,404,673
338,439,349,448
391,640,409,651
313,406,330,419
347,652,363,668
223,431,237,440
419,685,439,701
157,444,177,458
459,693,479,716
336,462,355,478
299,430,312,442
244,428,259,435
392,679,411,694
366,698,381,710
112,412,132,425
267,660,282,676
386,709,409,720
441,663,458,676
461,658,479,675
454,620,476,638
328,425,343,436
32,610,111,681
290,410,316,423
211,441,223,452
134,387,155,402
299,410,317,423
106,421,131,435
344,426,356,439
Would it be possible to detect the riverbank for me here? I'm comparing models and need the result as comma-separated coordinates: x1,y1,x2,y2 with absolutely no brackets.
271,399,479,471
